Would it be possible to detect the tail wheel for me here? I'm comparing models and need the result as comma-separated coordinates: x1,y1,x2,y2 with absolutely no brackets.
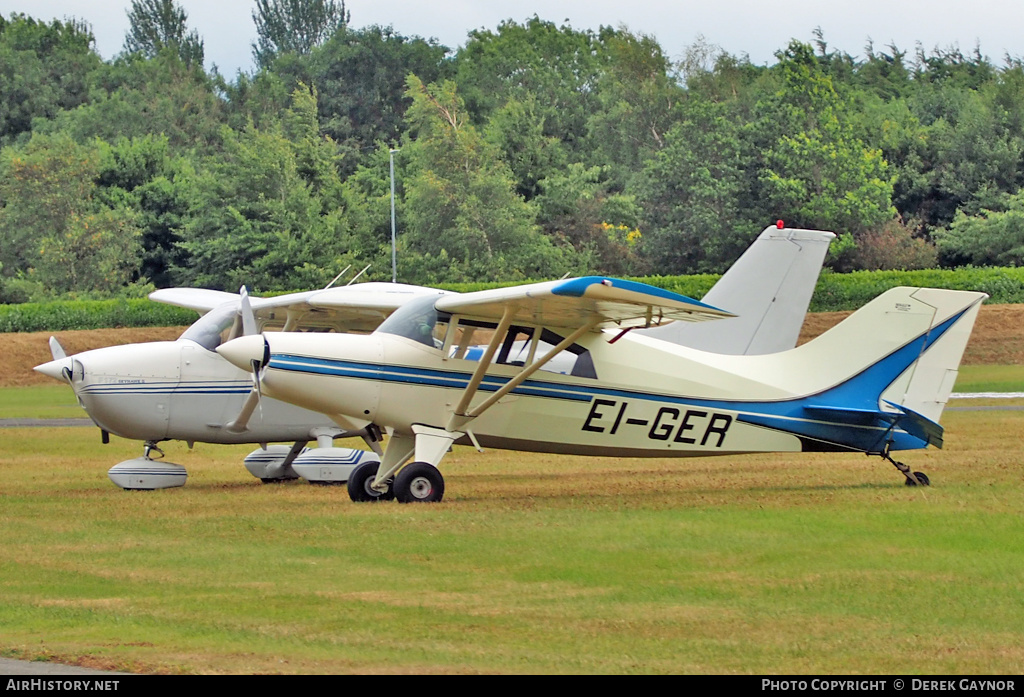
904,471,931,487
394,462,445,503
347,461,394,502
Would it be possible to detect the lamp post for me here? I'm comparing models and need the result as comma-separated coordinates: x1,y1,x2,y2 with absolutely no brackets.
389,148,400,283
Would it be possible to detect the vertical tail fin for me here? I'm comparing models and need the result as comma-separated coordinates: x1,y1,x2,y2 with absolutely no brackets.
875,287,986,423
639,226,834,354
791,287,984,448
723,287,986,454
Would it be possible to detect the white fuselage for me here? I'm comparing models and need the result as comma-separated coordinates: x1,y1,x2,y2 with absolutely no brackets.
256,331,809,458
60,340,350,443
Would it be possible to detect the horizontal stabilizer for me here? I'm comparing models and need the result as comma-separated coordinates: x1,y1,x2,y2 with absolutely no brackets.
802,402,944,450
884,401,945,449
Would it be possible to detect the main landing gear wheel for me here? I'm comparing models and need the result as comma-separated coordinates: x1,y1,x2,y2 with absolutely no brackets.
394,462,445,504
347,461,394,502
904,471,931,487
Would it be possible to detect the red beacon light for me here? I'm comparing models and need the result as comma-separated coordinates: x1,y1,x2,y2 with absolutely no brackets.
776,220,785,229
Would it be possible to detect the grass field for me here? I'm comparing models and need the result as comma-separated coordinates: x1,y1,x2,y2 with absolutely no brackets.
1,409,1023,674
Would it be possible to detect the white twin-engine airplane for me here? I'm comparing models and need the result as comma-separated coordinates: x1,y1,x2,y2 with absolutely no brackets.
34,225,834,491
217,277,986,504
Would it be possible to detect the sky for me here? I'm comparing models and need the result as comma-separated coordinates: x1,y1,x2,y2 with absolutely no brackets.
5,0,1024,76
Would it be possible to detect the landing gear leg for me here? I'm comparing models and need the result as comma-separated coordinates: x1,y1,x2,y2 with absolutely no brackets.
880,449,930,487
143,441,165,460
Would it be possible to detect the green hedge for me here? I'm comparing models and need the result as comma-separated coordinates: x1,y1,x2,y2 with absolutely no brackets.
0,298,197,333
3,267,1021,332
445,267,1023,312
806,267,1024,311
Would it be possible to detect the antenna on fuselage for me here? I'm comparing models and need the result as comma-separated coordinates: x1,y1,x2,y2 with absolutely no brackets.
346,264,371,286
323,265,353,290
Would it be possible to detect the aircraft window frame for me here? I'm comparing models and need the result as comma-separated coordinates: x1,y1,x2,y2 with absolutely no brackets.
377,300,597,378
444,317,598,379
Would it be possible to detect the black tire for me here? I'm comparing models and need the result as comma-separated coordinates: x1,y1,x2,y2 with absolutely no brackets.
347,461,394,502
394,462,445,503
904,471,931,487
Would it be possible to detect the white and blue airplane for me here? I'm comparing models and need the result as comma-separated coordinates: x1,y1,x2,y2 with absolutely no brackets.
216,275,986,503
34,224,835,491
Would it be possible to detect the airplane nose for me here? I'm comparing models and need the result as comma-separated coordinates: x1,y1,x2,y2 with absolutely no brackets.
34,357,75,382
217,335,269,372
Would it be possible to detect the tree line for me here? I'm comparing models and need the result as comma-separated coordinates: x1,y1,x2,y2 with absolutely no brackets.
1,0,1023,300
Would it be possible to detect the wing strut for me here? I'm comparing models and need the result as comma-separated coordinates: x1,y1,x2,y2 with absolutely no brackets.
447,315,599,433
450,306,515,422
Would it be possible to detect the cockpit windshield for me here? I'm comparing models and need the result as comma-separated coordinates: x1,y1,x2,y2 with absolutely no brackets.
179,303,238,351
375,294,442,347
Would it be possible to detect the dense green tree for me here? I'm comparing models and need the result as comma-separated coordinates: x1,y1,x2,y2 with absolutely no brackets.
0,133,142,295
398,75,570,283
934,190,1024,266
0,13,101,144
272,24,450,174
122,0,204,67
483,94,566,201
533,162,642,275
9,14,1024,295
94,135,197,287
754,42,897,257
252,0,348,69
856,41,913,100
37,51,224,153
632,98,756,273
174,88,365,291
588,28,684,189
453,17,605,161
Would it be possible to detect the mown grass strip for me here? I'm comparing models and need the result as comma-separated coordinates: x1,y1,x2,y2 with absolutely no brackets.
1,412,1022,674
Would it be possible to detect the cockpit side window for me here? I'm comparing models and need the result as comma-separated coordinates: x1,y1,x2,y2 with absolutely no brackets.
450,321,597,379
377,299,597,378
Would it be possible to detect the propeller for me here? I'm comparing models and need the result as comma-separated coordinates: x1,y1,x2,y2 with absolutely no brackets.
224,335,270,434
49,336,67,360
33,336,77,384
225,287,269,434
239,285,257,337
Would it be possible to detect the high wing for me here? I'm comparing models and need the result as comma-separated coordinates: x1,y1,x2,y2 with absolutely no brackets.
434,276,734,330
297,282,451,332
149,287,242,314
153,282,449,334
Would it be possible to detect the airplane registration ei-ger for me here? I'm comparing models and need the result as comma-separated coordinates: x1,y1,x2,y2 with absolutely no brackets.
216,272,987,504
